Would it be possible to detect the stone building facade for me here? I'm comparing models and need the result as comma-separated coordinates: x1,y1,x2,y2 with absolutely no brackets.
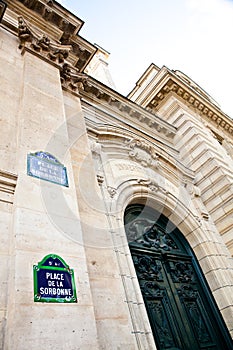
0,1,233,349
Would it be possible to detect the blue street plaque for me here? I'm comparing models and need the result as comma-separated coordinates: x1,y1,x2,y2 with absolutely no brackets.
27,151,68,187
33,254,77,303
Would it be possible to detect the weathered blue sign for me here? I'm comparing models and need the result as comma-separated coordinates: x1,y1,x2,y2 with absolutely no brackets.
27,151,68,187
33,254,77,303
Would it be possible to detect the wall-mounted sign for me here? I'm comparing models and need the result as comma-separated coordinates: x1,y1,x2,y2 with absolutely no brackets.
33,254,77,303
27,151,68,187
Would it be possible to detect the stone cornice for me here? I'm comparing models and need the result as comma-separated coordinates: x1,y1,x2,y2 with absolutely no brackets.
17,16,72,65
79,77,176,141
4,0,97,71
0,170,17,204
7,0,84,35
144,70,233,136
86,116,178,157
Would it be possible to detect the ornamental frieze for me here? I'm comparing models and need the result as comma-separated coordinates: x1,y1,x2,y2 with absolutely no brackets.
17,0,81,35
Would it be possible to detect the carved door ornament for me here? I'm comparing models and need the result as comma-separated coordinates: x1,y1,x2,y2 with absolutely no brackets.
124,205,232,350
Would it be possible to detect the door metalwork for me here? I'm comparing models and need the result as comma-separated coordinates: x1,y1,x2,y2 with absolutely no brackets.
124,205,233,350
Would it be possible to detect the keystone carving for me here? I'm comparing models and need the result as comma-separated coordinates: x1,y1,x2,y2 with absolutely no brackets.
125,138,160,169
18,16,71,64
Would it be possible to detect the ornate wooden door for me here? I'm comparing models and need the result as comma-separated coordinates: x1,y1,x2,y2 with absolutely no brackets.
124,205,233,350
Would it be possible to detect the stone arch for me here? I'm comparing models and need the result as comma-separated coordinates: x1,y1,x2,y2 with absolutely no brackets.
108,180,233,345
88,130,233,340
123,203,233,349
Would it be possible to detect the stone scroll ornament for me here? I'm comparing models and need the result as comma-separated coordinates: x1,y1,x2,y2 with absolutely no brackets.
18,16,71,64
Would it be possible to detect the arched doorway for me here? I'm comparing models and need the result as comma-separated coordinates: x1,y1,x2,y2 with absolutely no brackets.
124,204,233,350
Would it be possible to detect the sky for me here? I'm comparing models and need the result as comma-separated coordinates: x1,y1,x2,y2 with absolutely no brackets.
57,0,233,118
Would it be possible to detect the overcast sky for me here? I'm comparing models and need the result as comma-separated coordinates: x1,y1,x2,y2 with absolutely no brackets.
57,0,233,118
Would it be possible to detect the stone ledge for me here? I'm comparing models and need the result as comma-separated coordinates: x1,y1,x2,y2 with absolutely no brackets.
80,79,177,141
0,170,17,204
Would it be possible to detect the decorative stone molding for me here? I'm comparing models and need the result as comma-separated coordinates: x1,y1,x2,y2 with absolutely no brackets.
17,0,81,35
18,16,71,64
146,78,233,136
17,16,90,94
191,185,209,221
0,170,17,204
137,179,167,194
60,63,87,93
192,185,201,197
7,0,96,71
80,80,176,140
107,186,117,198
89,139,102,155
222,139,233,159
125,138,160,169
201,212,209,220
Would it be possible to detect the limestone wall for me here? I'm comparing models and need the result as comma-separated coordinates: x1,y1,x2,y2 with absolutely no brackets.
0,22,100,349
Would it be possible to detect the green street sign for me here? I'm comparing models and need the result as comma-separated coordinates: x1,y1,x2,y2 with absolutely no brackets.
33,254,77,303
